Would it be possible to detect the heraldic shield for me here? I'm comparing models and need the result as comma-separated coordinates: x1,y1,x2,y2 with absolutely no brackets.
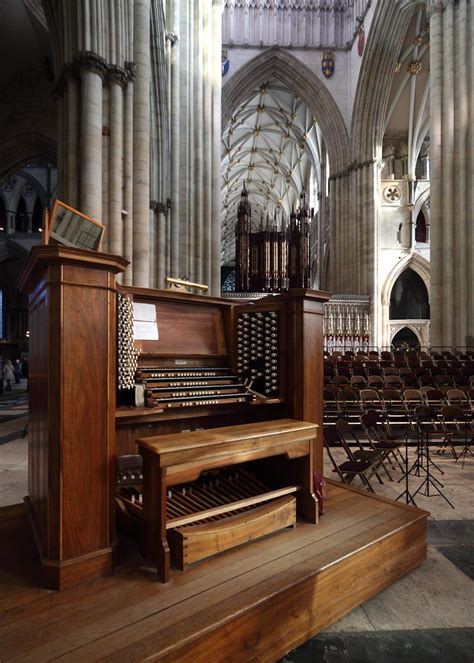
321,51,335,79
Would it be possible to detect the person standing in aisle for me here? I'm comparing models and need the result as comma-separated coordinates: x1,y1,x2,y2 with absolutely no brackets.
3,359,14,392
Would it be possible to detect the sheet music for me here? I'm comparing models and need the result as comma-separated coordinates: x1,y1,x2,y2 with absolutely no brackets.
133,303,159,340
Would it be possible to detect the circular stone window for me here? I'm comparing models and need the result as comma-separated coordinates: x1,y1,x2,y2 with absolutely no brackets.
383,185,402,203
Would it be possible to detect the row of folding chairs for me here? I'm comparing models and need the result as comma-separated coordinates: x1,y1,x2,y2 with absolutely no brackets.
324,387,474,426
325,373,474,392
325,350,474,362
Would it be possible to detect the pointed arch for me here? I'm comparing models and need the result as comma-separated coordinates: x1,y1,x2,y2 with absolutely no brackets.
0,133,56,186
382,254,430,309
391,324,422,346
222,47,349,174
381,254,431,347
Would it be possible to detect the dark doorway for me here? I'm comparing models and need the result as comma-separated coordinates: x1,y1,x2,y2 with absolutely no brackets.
15,198,28,233
391,327,420,350
415,211,427,243
390,268,430,319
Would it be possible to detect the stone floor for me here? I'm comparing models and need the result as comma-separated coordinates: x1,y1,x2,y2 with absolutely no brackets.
1,390,473,662
283,437,474,662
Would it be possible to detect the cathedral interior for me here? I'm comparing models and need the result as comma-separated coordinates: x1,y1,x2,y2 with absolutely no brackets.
0,1,473,662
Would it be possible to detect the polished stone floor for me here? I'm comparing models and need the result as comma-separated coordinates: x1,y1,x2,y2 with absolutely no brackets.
1,387,473,662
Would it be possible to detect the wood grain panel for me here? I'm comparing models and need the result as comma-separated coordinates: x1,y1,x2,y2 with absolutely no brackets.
0,484,428,662
135,301,227,357
61,270,110,557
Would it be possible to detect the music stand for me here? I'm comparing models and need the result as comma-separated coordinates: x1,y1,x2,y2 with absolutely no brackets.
455,411,473,469
410,407,455,509
396,432,417,506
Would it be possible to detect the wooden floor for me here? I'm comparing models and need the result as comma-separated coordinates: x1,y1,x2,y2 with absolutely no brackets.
0,481,428,663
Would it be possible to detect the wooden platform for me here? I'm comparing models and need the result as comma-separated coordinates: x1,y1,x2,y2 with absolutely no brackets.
0,481,428,662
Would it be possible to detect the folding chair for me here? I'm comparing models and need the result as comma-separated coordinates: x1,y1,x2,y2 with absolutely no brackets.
323,427,376,492
360,410,405,473
446,389,470,412
339,387,363,422
335,419,384,484
440,405,471,459
382,387,408,427
403,389,424,417
423,388,446,416
360,388,385,414
385,374,403,389
367,375,384,391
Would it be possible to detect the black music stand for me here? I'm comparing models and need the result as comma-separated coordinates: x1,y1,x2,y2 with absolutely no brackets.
455,411,473,469
410,407,455,509
396,432,417,506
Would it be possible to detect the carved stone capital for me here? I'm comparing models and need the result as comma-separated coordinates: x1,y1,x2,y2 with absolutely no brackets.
74,51,108,79
107,64,128,88
149,200,159,211
124,61,138,81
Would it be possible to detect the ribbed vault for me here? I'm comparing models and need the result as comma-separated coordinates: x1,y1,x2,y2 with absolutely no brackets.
222,47,349,174
221,78,324,264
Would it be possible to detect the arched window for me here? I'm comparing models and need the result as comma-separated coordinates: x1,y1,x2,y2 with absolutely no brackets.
389,268,430,319
32,198,43,232
0,198,6,232
15,197,28,233
415,211,427,243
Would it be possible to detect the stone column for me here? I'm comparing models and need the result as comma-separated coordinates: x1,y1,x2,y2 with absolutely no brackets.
6,211,15,234
65,66,79,208
169,1,181,279
317,148,327,290
75,51,107,221
123,62,135,285
132,0,151,287
193,0,204,285
202,1,213,290
429,0,474,347
108,66,127,258
211,0,223,295
156,203,167,289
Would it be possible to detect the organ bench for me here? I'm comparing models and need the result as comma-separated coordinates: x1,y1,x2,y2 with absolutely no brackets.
137,419,318,581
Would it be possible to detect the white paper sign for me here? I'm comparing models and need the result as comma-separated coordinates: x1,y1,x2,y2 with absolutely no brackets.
133,303,157,323
133,320,159,340
133,303,159,340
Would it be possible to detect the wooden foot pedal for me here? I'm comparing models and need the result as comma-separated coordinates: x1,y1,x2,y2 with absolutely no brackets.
168,495,296,569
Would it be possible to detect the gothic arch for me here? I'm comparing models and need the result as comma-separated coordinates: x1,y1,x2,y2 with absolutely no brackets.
381,254,431,348
222,47,349,174
414,186,430,221
390,324,422,345
382,254,430,309
351,0,419,161
0,133,56,186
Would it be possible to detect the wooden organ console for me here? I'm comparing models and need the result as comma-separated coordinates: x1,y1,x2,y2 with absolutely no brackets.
19,245,329,589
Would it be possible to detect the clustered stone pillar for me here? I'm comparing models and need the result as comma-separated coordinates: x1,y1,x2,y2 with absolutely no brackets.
49,1,223,294
108,65,128,260
429,0,474,347
76,52,107,221
162,0,223,293
132,0,151,288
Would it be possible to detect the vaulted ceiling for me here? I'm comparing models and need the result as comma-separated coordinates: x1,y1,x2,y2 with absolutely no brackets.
384,3,430,176
221,78,323,264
